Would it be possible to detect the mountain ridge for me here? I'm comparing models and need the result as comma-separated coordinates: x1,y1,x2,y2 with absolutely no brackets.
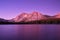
0,12,60,24
12,12,48,22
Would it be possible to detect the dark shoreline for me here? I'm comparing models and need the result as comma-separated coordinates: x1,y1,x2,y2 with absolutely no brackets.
0,18,60,24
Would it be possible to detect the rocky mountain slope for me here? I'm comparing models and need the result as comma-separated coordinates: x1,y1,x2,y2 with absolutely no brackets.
0,18,8,22
12,12,48,22
53,13,60,18
0,12,60,24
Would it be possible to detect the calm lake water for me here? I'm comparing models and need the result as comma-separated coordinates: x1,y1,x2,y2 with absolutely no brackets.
0,24,60,40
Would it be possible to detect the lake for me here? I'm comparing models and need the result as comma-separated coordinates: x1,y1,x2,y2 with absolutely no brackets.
0,24,60,40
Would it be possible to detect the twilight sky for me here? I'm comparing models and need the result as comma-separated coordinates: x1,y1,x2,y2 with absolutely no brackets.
0,0,60,19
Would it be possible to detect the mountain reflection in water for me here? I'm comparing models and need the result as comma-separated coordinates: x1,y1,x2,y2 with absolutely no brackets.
0,24,60,40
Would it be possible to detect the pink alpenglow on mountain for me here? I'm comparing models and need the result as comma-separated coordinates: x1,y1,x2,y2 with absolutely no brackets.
54,13,60,18
25,12,47,22
13,12,47,22
13,13,28,22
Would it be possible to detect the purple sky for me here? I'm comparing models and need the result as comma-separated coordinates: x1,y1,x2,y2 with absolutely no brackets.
0,0,60,19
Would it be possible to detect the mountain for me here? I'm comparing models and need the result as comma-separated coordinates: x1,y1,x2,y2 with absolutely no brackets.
0,12,60,24
53,13,60,18
25,12,47,22
12,12,47,22
0,18,8,22
44,15,55,19
0,18,14,23
12,13,29,22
